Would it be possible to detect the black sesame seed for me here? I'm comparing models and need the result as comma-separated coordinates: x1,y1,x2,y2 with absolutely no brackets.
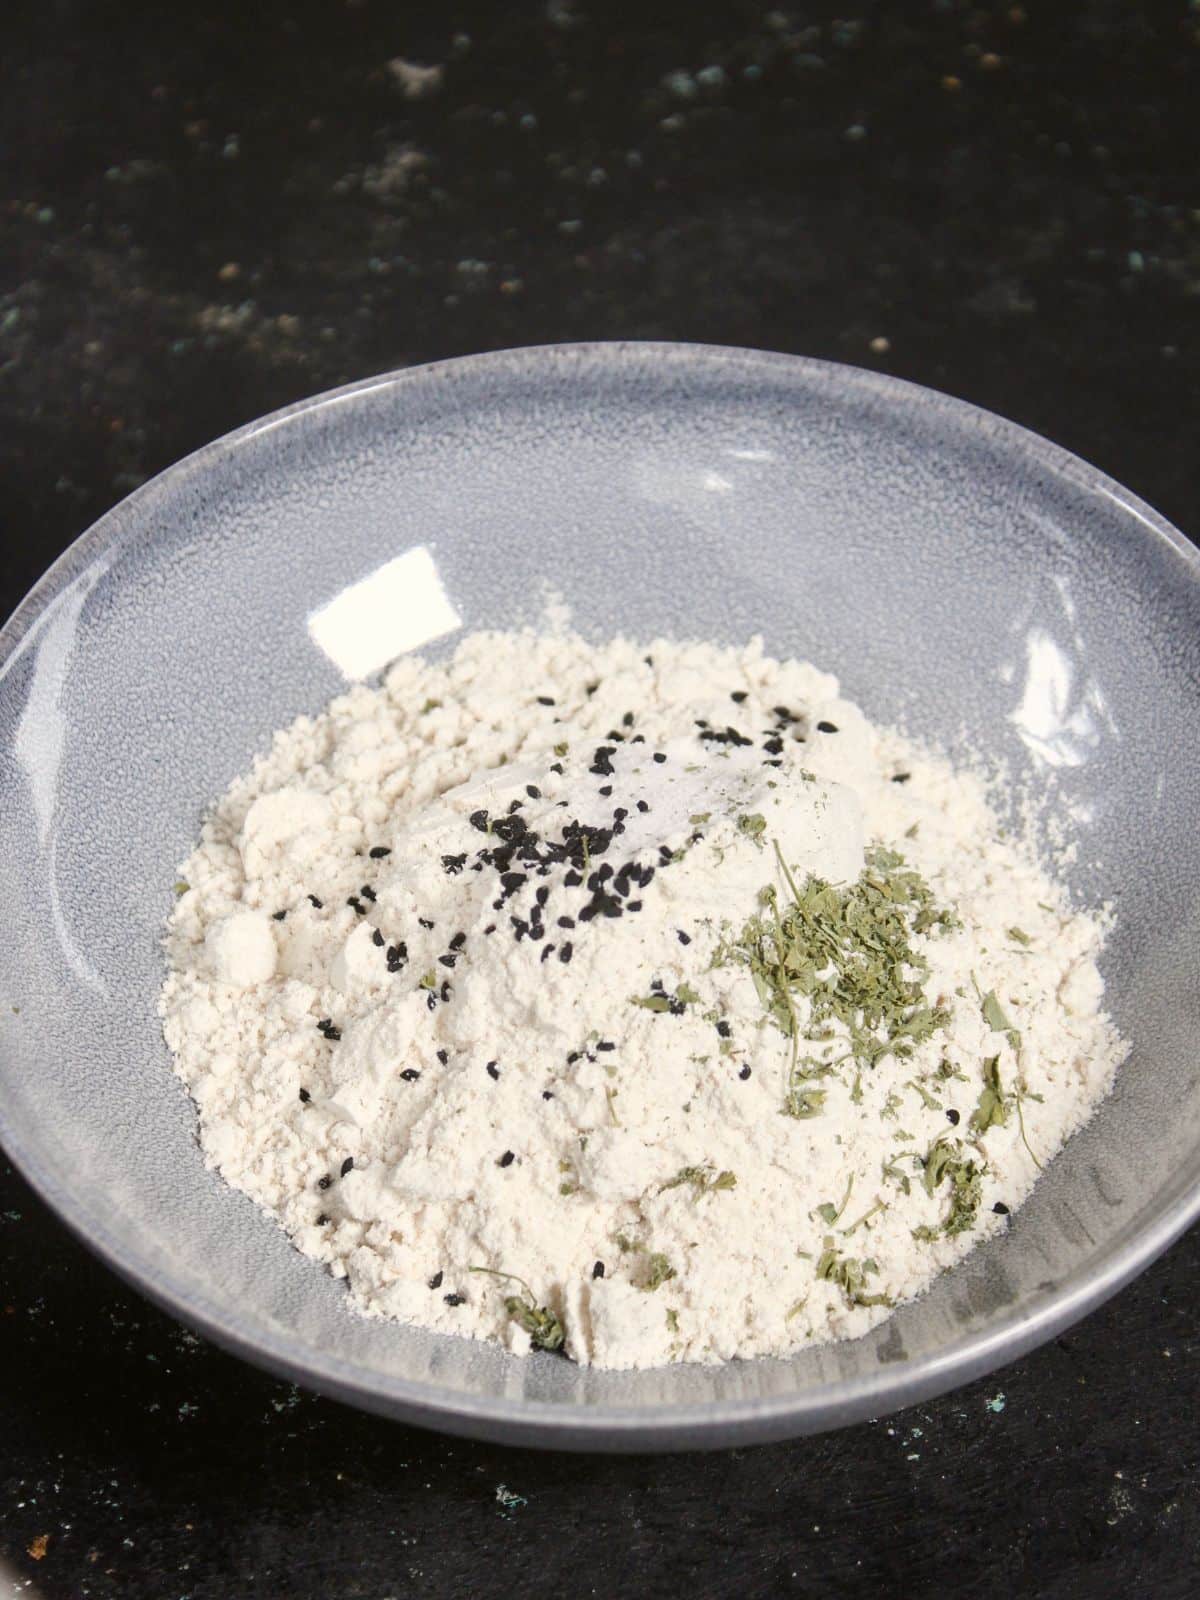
817,720,839,733
369,846,392,859
437,1049,449,1066
298,1088,311,1103
677,929,692,945
625,900,642,913
444,1292,464,1306
731,690,748,703
993,1201,1010,1216
596,1040,616,1053
307,894,323,908
317,1174,332,1190
487,1061,500,1080
484,923,496,935
400,1068,421,1082
892,772,912,784
428,1270,444,1289
653,752,667,764
498,1150,515,1168
739,1065,752,1080
592,1261,606,1279
559,942,574,963
340,1157,354,1177
557,916,576,930
272,909,288,921
537,695,556,706
541,944,555,963
946,1108,961,1126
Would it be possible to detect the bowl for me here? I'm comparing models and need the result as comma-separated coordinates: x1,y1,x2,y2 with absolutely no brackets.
1,343,1198,1450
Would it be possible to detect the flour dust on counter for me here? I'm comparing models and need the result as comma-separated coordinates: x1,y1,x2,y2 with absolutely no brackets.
160,629,1127,1370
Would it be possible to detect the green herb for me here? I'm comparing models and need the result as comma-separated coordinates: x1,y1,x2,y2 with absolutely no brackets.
420,698,441,714
605,1086,620,1127
630,993,672,1013
936,1058,968,1082
981,990,1015,1037
676,982,701,1006
785,1298,808,1320
553,741,568,757
737,813,767,844
850,1069,863,1105
970,1055,1010,1134
641,1253,676,1292
173,880,190,896
615,1233,636,1253
558,1181,579,1196
665,1308,679,1332
815,1174,855,1226
881,1090,902,1121
920,1137,985,1236
882,1156,913,1195
979,992,1042,1168
1007,926,1032,946
842,1199,887,1235
716,843,956,1120
418,971,437,990
816,1238,893,1308
904,822,920,839
661,1163,736,1195
689,812,711,825
907,1078,942,1111
468,1268,564,1351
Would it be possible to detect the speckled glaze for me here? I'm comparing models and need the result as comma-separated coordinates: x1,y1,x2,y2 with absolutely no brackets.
0,343,1197,1450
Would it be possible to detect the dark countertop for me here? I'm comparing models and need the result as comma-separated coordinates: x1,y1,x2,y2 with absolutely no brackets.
2,3,1198,1595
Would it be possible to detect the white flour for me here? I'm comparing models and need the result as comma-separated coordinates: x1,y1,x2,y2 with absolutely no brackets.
161,629,1127,1369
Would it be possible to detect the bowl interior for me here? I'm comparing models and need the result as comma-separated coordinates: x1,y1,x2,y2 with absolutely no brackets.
2,344,1198,1447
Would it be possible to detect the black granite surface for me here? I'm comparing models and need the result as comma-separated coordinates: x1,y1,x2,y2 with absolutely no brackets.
2,2,1198,1595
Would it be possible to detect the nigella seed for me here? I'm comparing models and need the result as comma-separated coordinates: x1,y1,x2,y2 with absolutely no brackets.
307,894,323,908
369,846,392,859
677,929,691,945
419,917,435,929
993,1202,1010,1216
484,923,497,935
444,1293,465,1306
541,944,555,963
318,1175,332,1190
763,737,784,756
498,1150,515,1168
716,1020,732,1038
557,916,576,930
636,799,650,813
599,784,613,797
592,1261,605,1279
428,1270,444,1289
739,1065,752,1080
400,1068,421,1082
316,1213,331,1226
817,720,839,734
559,942,574,963
892,772,912,784
537,695,556,706
652,752,666,764
946,1108,961,1126
526,785,542,799
550,762,564,775
730,690,748,703
596,1040,615,1052
487,1061,500,1080
298,1088,311,1103
542,1090,554,1100
449,931,467,950
360,884,377,901
272,909,288,921
347,897,364,914
372,928,385,947
340,1157,354,1177
436,1049,449,1065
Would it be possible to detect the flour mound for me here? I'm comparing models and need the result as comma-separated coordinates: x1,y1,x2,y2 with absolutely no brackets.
161,630,1127,1369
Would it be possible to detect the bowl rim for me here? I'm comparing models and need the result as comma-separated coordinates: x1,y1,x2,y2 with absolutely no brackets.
2,339,1198,1451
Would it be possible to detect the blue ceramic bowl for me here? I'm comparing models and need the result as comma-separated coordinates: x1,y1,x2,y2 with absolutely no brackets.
1,344,1198,1449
